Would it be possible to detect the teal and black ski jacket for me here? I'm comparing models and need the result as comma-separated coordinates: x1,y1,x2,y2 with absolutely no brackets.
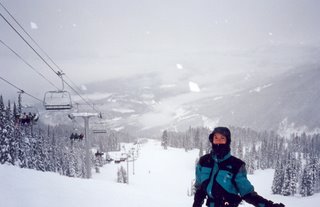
193,152,272,207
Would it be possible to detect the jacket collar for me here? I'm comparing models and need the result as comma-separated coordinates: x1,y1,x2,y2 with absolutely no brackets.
211,151,231,163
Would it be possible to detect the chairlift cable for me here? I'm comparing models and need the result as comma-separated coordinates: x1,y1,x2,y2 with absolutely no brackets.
0,39,60,90
0,11,59,76
0,75,42,103
63,80,102,115
0,7,102,116
65,74,84,93
0,2,70,91
64,74,99,108
0,2,99,113
0,2,63,74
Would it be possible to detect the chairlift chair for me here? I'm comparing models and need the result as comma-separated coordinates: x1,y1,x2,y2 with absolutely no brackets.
92,119,107,134
43,90,72,110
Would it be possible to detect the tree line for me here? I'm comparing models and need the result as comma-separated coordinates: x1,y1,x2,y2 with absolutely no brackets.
161,126,320,197
0,94,135,178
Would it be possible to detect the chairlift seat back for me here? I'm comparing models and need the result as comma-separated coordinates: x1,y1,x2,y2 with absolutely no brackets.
92,129,107,134
44,91,72,110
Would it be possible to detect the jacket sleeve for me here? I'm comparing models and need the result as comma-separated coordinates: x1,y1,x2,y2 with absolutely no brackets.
235,164,274,207
192,163,206,207
242,191,274,207
234,164,254,196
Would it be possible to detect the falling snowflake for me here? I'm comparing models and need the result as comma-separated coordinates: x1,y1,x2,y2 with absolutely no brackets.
189,81,200,92
176,64,183,70
30,22,38,29
81,85,87,91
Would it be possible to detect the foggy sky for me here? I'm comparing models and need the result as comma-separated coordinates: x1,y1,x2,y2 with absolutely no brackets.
1,0,320,103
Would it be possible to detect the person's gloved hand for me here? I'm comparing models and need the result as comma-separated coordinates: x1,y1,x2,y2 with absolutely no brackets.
272,203,285,207
265,200,285,207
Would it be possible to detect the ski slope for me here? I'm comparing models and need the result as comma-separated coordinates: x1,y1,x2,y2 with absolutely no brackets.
0,139,319,207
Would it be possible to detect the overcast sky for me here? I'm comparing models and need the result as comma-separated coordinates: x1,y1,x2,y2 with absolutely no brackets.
1,0,320,103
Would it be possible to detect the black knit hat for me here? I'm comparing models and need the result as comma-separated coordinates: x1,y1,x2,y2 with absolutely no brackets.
208,127,231,145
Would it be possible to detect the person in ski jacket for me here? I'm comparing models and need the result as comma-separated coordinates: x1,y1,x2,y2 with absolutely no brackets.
193,127,285,207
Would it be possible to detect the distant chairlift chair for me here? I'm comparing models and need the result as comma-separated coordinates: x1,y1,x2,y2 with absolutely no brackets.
16,91,40,125
18,106,40,125
92,118,107,134
92,129,107,134
70,132,84,141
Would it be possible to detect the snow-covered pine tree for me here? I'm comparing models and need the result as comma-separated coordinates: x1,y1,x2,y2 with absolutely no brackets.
199,142,203,157
17,93,22,114
194,128,200,149
161,130,168,150
34,133,47,172
245,147,255,174
236,140,243,160
306,156,317,195
251,142,258,170
300,161,314,196
0,95,10,164
259,137,269,170
281,152,298,196
316,157,320,193
117,166,128,183
281,165,292,196
272,155,284,194
230,135,237,156
5,100,18,165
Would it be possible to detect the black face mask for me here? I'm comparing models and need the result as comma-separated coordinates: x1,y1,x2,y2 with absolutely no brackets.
212,144,230,158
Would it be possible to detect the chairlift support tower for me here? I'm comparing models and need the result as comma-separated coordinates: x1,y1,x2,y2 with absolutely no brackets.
68,112,100,179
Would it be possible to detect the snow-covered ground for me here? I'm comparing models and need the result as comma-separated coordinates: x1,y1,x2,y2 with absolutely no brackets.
0,139,319,207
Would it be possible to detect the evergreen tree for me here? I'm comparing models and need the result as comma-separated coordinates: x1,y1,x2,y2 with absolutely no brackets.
245,147,255,174
161,130,168,150
117,166,128,183
237,140,243,160
281,153,297,196
194,129,200,149
300,163,314,196
300,156,318,196
199,142,204,157
17,92,22,114
272,156,284,194
281,165,292,196
6,103,17,165
259,138,269,169
0,95,10,164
